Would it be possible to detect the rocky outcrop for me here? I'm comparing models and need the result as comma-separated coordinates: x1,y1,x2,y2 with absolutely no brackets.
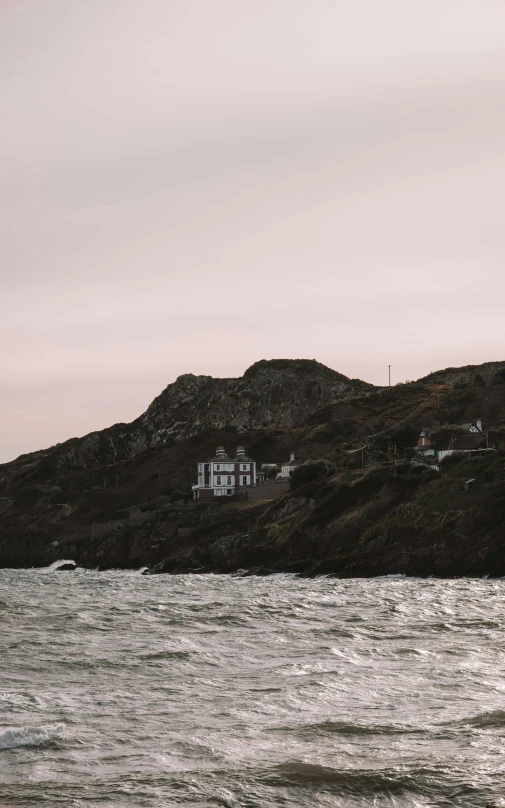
0,359,372,484
141,359,370,440
418,361,505,388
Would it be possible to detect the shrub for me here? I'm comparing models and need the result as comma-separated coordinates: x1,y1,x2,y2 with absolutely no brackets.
289,460,335,492
305,468,388,524
440,454,464,470
315,419,360,442
492,369,505,385
430,426,467,450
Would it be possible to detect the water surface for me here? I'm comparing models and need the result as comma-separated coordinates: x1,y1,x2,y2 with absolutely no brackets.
1,570,505,807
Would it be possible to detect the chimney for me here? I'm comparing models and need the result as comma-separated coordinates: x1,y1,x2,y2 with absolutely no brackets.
236,446,245,456
216,446,225,455
290,453,295,461
476,419,483,432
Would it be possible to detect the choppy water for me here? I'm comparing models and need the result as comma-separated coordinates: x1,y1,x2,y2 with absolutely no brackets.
1,570,505,807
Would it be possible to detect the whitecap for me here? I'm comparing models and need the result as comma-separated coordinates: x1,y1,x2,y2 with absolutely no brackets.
46,560,76,571
0,723,64,750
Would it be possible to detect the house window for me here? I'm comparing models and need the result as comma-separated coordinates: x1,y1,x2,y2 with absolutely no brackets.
216,476,221,485
216,464,221,471
242,464,249,471
198,464,202,472
242,476,247,486
227,489,232,495
227,476,232,485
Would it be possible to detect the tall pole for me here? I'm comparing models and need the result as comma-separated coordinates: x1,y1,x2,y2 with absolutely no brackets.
388,365,391,387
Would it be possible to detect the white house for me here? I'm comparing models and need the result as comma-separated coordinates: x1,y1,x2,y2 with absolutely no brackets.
192,446,257,500
280,453,301,478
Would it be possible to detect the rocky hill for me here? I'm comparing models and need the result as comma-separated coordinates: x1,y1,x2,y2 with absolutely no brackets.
417,360,505,387
0,359,371,483
1,357,505,574
142,359,371,442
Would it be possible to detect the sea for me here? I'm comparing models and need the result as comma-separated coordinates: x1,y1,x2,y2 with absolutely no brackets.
1,568,505,808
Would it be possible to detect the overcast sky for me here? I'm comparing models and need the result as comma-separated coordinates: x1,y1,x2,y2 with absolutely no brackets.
1,0,504,462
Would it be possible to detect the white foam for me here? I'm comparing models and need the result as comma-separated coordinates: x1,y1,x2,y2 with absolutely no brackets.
46,560,76,571
0,723,64,750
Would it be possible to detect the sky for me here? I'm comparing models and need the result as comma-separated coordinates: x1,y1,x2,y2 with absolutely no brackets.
1,0,505,462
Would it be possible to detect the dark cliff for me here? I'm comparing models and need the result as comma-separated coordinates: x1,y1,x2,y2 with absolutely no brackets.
1,357,504,575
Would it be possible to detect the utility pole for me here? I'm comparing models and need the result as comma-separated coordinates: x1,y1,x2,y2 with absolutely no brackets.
388,365,391,387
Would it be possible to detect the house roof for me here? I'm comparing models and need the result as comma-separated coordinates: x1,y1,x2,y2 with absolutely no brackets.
282,459,301,467
211,452,233,463
461,422,483,433
207,451,254,463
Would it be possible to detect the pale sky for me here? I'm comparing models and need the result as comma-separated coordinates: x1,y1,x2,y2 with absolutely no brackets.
1,0,504,462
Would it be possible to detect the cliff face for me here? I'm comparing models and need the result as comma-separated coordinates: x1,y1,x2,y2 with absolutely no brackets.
140,359,370,441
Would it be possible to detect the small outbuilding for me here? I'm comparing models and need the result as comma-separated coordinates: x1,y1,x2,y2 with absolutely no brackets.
280,453,301,478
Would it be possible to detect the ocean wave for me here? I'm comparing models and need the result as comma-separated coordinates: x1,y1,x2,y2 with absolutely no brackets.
269,719,425,737
0,691,41,709
138,650,196,661
443,710,505,729
270,762,419,792
46,560,76,571
0,723,64,750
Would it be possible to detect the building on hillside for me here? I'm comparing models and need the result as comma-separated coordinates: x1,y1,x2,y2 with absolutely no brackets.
192,446,257,500
416,428,437,458
261,463,280,480
280,453,301,478
461,420,484,434
438,434,487,462
417,428,434,448
434,421,486,462
416,420,484,460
